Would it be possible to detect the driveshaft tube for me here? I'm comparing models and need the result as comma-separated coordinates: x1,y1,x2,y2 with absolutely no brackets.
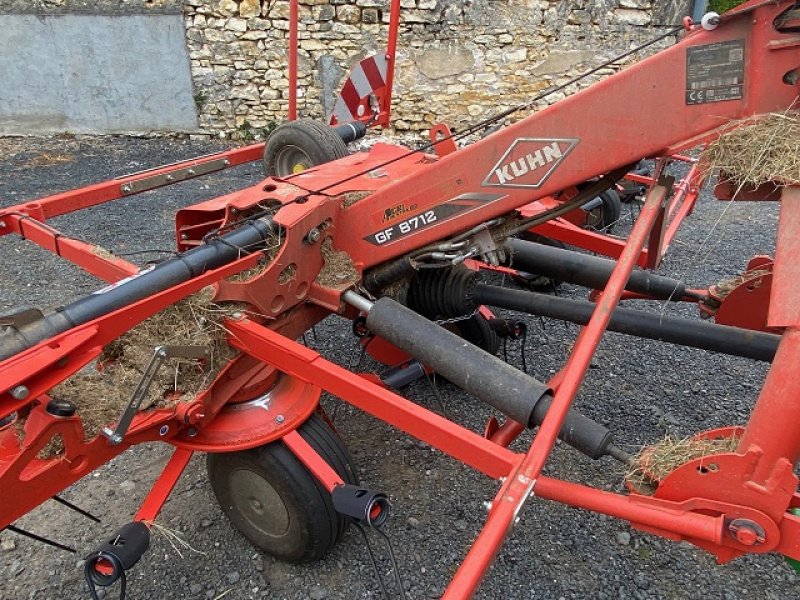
357,295,625,460
471,283,779,362
505,237,695,300
0,218,278,362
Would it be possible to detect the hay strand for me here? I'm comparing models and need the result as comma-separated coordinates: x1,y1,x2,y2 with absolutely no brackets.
39,288,244,455
701,110,800,187
625,434,740,494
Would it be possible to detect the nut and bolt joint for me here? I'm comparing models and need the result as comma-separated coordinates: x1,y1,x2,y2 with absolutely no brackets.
10,385,29,400
306,228,321,244
728,519,766,546
275,414,285,424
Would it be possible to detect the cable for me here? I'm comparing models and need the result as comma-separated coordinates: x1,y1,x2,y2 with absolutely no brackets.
274,25,684,200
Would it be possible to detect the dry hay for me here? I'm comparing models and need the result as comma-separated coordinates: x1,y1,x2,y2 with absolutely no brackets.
711,268,772,299
23,152,75,168
701,111,800,188
226,233,283,282
340,190,372,209
38,287,244,456
316,238,359,288
625,434,740,495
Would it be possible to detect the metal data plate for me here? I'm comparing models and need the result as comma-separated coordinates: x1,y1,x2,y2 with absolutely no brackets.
685,39,745,105
120,158,229,195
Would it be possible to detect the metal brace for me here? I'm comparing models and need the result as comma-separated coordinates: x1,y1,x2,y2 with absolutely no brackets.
102,345,209,445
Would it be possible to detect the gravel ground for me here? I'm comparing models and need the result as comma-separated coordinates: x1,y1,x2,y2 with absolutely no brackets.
0,136,795,600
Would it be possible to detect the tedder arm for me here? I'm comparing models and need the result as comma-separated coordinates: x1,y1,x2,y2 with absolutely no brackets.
1,1,800,597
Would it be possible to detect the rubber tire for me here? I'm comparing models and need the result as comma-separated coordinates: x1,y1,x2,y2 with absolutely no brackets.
585,189,622,232
263,119,349,177
455,314,501,355
207,413,358,563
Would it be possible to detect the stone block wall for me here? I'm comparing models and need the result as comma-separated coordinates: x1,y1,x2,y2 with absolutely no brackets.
0,0,691,136
183,0,688,138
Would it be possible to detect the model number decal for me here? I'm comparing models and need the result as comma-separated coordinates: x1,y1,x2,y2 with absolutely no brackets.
372,210,436,245
363,193,504,246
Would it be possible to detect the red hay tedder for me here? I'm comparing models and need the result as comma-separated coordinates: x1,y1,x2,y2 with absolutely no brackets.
2,1,800,597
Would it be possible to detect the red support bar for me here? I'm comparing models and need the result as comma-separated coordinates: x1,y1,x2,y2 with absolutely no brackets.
135,447,194,522
225,319,521,480
534,476,724,545
380,0,402,127
444,179,670,598
288,0,299,121
0,144,265,225
283,429,344,492
4,213,138,282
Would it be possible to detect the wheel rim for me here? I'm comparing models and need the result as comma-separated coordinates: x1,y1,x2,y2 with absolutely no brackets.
229,468,290,537
275,145,312,176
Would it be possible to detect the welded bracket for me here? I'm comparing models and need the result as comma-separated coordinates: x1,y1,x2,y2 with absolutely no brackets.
102,345,209,445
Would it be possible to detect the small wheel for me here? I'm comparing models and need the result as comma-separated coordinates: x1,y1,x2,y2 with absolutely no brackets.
454,314,500,355
584,189,622,232
263,119,349,177
207,413,358,562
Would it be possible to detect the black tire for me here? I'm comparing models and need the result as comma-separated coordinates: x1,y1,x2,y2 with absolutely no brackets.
454,314,501,355
263,119,349,177
584,189,622,232
207,413,358,563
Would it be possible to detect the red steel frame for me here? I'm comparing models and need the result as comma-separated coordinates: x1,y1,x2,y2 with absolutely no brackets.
2,2,800,597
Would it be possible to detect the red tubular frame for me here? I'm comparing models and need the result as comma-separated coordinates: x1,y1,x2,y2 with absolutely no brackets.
289,0,298,121
1,2,799,597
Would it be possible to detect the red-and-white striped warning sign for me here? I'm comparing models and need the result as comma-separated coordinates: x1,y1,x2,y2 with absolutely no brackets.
329,51,389,125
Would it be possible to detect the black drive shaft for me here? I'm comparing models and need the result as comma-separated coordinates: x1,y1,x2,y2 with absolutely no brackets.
0,218,277,362
505,237,694,300
471,283,780,362
362,296,625,461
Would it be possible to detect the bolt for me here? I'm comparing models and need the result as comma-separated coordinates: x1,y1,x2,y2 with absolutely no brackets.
728,518,766,546
482,501,493,511
306,228,321,244
187,169,196,176
159,425,169,436
166,175,174,182
224,159,230,166
111,434,123,444
121,185,132,194
0,220,6,229
157,348,168,358
230,207,238,215
9,385,29,400
231,312,244,320
275,414,285,424
187,428,198,438
181,233,189,240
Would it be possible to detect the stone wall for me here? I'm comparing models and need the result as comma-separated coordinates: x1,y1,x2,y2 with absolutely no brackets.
183,0,689,138
0,0,691,136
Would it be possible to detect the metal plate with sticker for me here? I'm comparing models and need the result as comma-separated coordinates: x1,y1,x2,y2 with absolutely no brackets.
686,39,745,105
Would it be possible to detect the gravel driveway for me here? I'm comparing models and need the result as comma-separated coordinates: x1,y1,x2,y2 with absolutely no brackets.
0,136,794,600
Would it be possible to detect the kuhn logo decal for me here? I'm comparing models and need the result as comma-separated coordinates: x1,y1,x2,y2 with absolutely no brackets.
483,138,578,188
